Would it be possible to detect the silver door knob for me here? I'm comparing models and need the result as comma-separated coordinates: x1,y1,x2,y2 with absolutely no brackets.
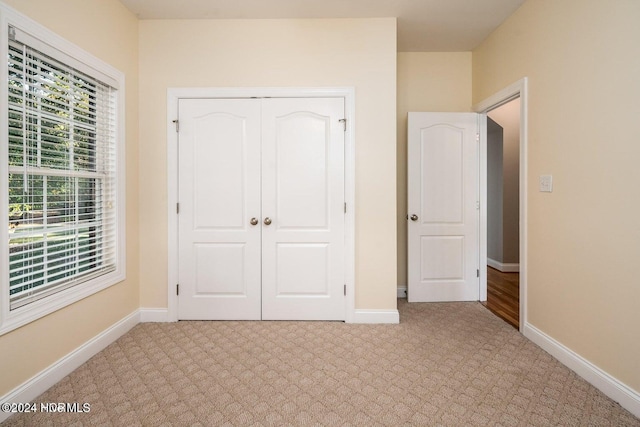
410,214,418,221
250,218,258,226
264,217,272,225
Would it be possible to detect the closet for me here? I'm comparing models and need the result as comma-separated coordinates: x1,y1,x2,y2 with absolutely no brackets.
177,97,345,320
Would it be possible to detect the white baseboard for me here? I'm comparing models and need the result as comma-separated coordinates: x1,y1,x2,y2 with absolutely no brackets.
523,322,640,419
351,309,399,324
0,310,140,423
487,258,520,272
397,286,407,299
139,308,170,322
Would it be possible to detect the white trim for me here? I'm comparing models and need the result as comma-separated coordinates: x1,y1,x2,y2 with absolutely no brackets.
473,77,528,331
167,90,179,323
478,114,488,302
0,310,139,423
352,309,400,324
139,308,170,323
167,87,356,323
343,91,356,324
523,323,640,419
487,258,520,273
397,286,407,299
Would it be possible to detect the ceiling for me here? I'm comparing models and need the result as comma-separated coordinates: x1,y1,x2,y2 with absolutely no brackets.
119,0,525,52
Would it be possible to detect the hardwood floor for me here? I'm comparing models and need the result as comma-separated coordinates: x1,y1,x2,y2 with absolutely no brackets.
482,267,519,329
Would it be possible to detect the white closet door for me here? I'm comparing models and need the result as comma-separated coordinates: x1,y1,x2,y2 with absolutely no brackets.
407,112,480,302
261,98,346,320
178,99,262,320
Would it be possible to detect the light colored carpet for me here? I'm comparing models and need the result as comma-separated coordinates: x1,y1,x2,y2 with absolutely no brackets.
3,299,639,426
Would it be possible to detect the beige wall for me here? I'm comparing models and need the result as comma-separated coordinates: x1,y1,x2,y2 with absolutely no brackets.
396,52,472,287
138,19,397,310
0,0,139,395
474,0,640,392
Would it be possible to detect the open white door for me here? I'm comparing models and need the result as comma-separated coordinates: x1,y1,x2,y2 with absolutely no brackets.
407,112,482,302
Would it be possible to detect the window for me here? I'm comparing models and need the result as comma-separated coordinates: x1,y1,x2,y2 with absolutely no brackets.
1,7,125,333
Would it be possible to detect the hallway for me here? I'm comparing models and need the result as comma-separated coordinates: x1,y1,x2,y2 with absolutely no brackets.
483,267,519,328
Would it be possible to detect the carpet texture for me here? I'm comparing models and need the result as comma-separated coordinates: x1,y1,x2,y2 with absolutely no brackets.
3,300,639,426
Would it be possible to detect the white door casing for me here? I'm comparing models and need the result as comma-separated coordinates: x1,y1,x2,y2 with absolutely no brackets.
177,96,345,320
407,112,481,302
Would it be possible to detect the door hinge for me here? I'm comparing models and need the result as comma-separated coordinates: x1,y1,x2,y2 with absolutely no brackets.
344,202,347,213
176,284,179,295
339,118,346,132
477,269,480,278
176,203,180,214
476,132,480,142
344,284,347,296
172,119,179,132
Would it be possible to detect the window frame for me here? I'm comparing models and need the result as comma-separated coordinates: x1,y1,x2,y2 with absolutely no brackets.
0,4,126,335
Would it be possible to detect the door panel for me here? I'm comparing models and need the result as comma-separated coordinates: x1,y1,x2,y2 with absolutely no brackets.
191,112,248,229
178,99,262,320
275,243,329,295
194,243,247,294
261,98,345,320
408,112,480,302
420,236,464,280
275,113,330,229
420,125,464,223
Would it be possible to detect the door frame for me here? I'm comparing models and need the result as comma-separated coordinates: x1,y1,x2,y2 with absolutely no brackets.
166,87,356,322
473,78,528,331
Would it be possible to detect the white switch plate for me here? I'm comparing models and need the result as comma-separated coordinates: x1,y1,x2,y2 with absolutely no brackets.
539,175,553,192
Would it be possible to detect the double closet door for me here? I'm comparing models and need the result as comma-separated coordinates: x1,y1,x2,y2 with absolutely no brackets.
178,98,345,320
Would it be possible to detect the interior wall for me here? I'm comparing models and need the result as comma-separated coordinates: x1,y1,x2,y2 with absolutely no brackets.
138,18,397,310
396,52,472,288
473,0,640,392
487,118,504,263
488,99,520,264
0,0,139,396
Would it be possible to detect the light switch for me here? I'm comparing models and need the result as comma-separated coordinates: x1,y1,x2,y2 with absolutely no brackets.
539,175,553,192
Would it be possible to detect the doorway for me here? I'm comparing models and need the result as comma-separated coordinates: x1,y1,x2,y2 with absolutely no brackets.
483,99,520,327
475,78,528,332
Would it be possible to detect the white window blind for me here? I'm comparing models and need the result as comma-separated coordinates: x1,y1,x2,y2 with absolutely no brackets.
7,26,118,310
